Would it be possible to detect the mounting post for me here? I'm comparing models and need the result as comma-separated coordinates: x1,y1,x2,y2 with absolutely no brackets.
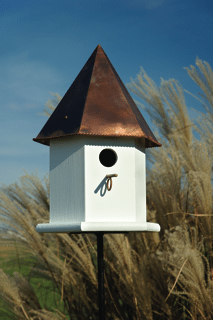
94,231,130,319
95,232,105,320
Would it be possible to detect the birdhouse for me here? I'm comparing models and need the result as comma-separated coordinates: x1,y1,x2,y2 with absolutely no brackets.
33,45,162,233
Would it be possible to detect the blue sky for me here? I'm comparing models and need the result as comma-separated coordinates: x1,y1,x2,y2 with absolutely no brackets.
0,0,213,234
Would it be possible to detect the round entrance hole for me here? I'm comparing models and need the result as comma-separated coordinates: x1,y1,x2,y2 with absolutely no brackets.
99,148,118,167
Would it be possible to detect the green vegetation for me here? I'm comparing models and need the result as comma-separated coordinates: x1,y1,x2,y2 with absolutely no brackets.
0,57,213,319
0,242,70,319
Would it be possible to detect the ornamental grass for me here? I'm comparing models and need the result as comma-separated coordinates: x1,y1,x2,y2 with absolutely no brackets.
0,57,213,319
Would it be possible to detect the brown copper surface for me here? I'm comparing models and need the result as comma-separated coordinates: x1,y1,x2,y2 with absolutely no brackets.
33,44,162,149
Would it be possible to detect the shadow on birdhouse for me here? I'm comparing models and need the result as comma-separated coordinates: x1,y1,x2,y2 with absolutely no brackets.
33,44,162,233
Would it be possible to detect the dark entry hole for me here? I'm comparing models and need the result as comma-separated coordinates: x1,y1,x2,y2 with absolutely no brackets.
99,149,117,167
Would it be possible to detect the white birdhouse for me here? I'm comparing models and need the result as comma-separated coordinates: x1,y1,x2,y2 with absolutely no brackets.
33,44,162,233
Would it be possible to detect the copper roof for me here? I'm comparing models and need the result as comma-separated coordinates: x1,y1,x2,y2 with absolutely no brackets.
33,44,162,148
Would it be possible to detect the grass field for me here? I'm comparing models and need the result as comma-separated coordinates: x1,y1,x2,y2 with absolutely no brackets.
0,241,70,319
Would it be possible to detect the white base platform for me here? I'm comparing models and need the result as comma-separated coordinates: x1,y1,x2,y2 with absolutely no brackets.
36,222,160,233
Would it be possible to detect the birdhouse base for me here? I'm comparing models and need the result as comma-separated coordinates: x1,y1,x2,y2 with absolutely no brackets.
36,222,160,233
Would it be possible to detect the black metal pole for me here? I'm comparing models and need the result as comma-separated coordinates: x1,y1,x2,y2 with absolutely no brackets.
95,232,105,320
69,231,129,319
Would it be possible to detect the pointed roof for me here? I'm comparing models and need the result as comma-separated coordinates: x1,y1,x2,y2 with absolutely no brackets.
33,44,162,148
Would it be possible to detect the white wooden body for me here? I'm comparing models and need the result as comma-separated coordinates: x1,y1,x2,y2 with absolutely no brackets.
36,135,160,233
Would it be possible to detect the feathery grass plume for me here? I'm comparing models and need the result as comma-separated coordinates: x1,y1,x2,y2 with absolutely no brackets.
157,222,213,318
126,58,213,318
0,171,99,319
0,59,213,318
184,57,213,185
36,92,62,118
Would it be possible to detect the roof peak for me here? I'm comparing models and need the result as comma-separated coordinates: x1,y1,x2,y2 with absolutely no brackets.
33,45,162,149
